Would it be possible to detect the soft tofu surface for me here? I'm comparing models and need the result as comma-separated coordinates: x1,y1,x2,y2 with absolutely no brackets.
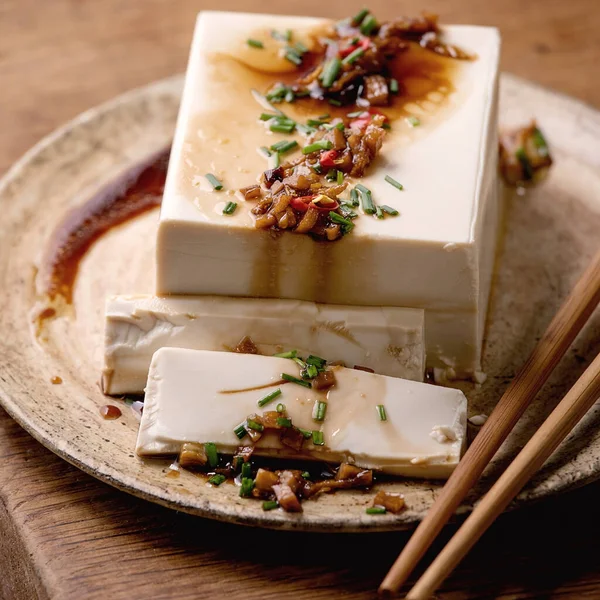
155,11,500,375
103,295,425,394
137,348,467,478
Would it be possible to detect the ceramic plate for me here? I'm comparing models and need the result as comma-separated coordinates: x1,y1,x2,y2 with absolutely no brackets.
1,74,599,532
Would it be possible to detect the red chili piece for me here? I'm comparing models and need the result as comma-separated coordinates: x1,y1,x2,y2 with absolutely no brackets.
319,150,339,168
290,196,312,212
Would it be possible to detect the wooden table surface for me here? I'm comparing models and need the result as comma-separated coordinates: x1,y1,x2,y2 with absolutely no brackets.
1,1,600,598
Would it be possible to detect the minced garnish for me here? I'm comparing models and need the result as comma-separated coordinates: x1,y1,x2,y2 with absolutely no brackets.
384,174,404,190
222,201,237,215
246,38,264,49
205,173,223,190
377,404,387,421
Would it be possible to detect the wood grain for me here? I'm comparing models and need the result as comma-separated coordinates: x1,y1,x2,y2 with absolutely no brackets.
1,1,600,599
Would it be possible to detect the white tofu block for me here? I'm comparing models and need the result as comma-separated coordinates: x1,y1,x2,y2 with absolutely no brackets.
155,11,500,376
102,295,425,394
137,348,467,478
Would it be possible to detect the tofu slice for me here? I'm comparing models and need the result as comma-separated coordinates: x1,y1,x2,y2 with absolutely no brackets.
102,295,425,394
155,11,501,377
137,348,467,478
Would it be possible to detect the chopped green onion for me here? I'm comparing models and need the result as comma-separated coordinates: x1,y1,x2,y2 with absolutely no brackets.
205,173,223,190
292,357,307,369
247,39,264,49
281,373,312,388
285,89,294,103
375,206,384,220
329,211,355,233
271,29,292,42
342,47,365,65
301,471,311,480
262,500,279,511
306,355,327,368
347,110,367,118
318,113,330,120
406,116,421,127
295,41,309,53
384,175,404,190
366,506,387,515
325,169,337,182
329,98,342,106
312,400,327,422
320,57,341,88
360,13,378,36
307,118,329,127
276,403,286,413
208,474,226,486
223,201,237,215
298,427,313,439
339,204,358,219
532,128,549,157
258,146,272,158
260,112,277,121
312,430,324,446
270,140,298,154
349,188,359,206
356,184,375,214
257,388,282,408
305,364,319,379
270,121,295,134
246,419,264,432
516,147,533,180
376,404,387,421
352,8,369,25
323,122,345,131
205,442,218,468
239,477,255,497
381,205,399,216
302,140,334,155
241,461,252,479
382,122,392,130
234,423,248,439
284,49,303,65
390,78,399,94
310,162,323,174
270,152,281,169
277,417,292,428
337,170,344,184
273,349,297,359
297,123,317,135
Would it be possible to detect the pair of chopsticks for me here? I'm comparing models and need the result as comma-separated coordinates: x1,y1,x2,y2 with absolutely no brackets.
380,247,600,599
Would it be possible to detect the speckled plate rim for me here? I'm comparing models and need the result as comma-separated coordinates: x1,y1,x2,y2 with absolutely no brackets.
1,72,600,532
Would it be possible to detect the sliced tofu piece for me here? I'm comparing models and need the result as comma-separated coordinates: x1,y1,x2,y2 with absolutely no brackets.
102,295,425,394
155,11,501,376
137,348,467,478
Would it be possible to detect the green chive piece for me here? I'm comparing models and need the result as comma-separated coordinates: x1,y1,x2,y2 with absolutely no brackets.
390,78,399,94
532,128,549,157
273,350,297,359
205,173,223,190
302,140,333,155
234,423,247,439
271,29,292,42
337,170,344,184
329,98,342,106
516,147,534,180
298,427,313,439
284,49,303,65
377,404,387,421
329,211,355,233
258,146,272,158
382,122,392,130
347,110,367,118
246,419,264,432
349,188,359,206
282,373,312,388
241,462,252,479
320,57,342,88
356,184,375,214
301,471,311,480
260,112,277,121
360,14,378,36
307,118,329,127
343,47,365,65
262,500,279,511
325,169,337,182
247,39,264,49
257,388,282,408
384,175,404,191
339,204,358,220
239,477,255,497
311,162,323,174
375,206,384,220
270,140,298,154
204,442,218,468
318,113,330,119
312,400,327,422
270,152,281,169
304,364,319,379
306,355,326,368
295,41,309,53
223,201,237,216
407,115,421,127
277,417,292,428
276,403,286,413
208,474,226,486
352,8,369,25
297,123,317,135
366,506,387,515
270,121,295,134
312,430,325,446
381,205,399,216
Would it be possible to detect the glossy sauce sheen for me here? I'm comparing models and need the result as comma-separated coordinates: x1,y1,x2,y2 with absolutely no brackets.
100,404,122,420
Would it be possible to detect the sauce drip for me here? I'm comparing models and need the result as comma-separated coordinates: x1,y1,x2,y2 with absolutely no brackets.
50,376,63,384
100,404,122,420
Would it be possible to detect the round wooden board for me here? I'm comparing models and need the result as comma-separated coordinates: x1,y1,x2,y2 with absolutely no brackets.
0,74,599,532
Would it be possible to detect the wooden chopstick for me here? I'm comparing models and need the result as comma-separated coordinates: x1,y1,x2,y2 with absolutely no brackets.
407,350,600,599
379,248,600,596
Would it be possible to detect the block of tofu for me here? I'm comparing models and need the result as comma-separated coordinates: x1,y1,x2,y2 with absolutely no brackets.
137,348,467,478
102,294,425,394
155,11,501,376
